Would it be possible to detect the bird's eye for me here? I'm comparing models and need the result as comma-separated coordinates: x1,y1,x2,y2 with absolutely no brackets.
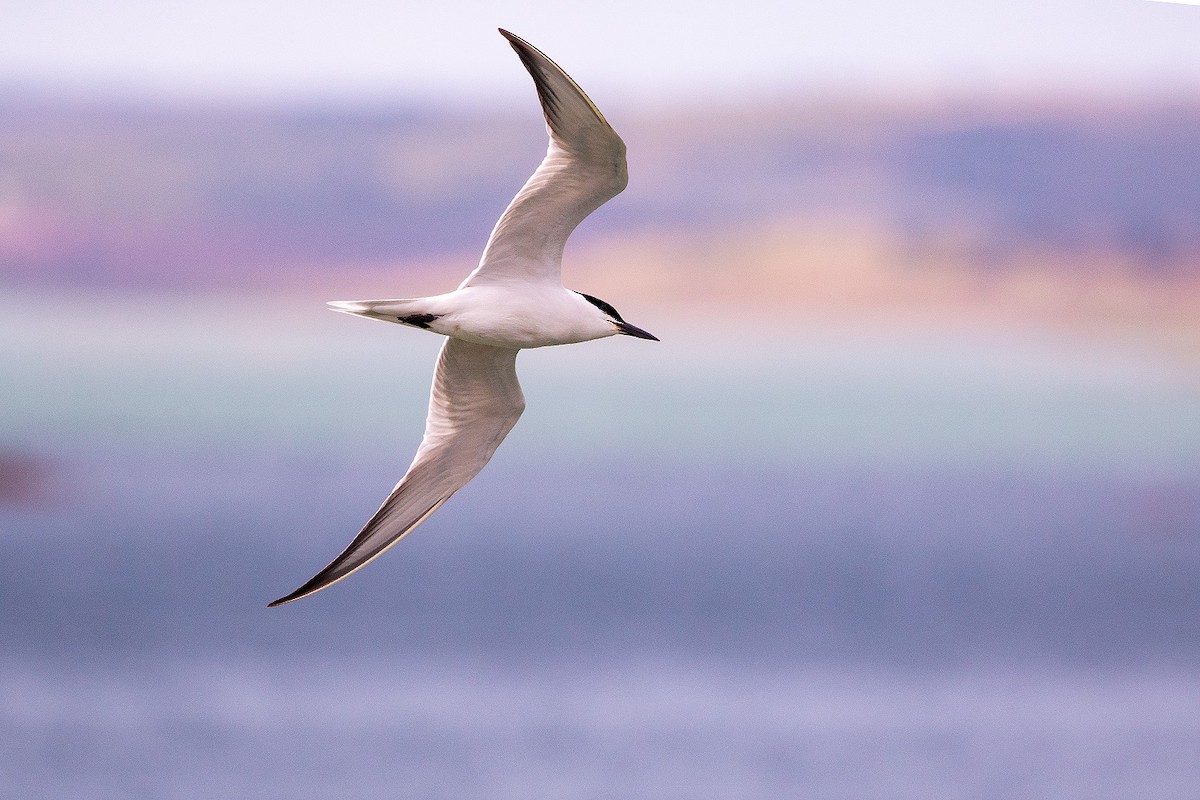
576,292,624,322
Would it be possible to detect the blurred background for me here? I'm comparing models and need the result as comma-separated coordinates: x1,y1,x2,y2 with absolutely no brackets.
3,1,1200,797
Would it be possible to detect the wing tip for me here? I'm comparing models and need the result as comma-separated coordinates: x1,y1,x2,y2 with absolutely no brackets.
496,28,610,127
267,579,325,608
499,28,531,61
267,496,454,608
497,28,525,47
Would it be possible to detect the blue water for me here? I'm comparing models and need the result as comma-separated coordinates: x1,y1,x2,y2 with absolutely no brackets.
3,291,1200,797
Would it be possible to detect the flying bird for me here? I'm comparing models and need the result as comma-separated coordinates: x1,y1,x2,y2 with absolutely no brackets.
269,29,657,606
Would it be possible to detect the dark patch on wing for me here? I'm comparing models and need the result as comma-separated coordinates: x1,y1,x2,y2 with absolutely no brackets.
397,314,440,329
510,45,561,121
499,29,609,132
575,292,624,322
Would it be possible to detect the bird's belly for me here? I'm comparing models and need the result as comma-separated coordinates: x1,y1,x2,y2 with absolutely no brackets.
431,311,590,349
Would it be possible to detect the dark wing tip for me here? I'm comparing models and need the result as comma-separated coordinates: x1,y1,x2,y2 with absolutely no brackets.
496,28,608,127
267,494,453,608
497,30,546,84
268,560,352,607
498,28,531,59
498,28,526,47
267,580,322,608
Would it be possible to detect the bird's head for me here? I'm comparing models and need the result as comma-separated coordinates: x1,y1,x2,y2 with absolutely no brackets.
576,292,658,341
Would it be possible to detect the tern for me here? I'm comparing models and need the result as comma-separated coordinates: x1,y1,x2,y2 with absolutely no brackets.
269,29,657,607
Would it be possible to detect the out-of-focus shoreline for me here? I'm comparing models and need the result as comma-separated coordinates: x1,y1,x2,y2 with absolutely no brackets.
202,218,1200,360
3,91,1198,354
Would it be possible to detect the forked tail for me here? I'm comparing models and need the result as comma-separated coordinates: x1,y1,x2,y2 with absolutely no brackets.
327,299,441,329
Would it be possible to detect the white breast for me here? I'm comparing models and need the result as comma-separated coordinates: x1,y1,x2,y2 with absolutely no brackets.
429,284,614,349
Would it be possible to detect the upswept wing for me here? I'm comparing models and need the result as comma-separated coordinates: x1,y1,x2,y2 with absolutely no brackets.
459,29,628,288
269,339,524,606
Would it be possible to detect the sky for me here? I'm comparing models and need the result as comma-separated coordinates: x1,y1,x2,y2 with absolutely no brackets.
1,0,1199,105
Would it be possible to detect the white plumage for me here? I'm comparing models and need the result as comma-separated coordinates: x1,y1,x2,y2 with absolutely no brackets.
270,29,656,607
